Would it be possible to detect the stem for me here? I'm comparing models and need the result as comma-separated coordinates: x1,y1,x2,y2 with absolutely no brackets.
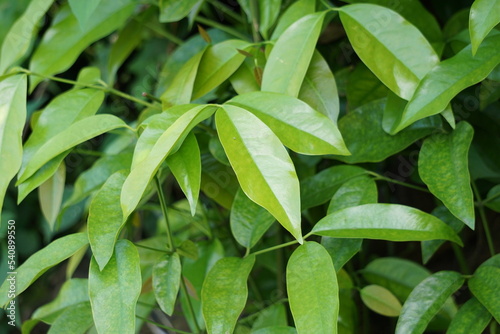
249,239,300,257
472,181,496,256
451,243,470,275
136,315,193,334
195,16,250,41
134,243,172,254
367,171,430,193
180,278,202,334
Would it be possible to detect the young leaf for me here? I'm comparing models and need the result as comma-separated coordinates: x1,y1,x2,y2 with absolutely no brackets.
287,242,339,334
446,297,492,334
228,91,349,156
38,162,66,230
419,122,475,228
468,265,500,322
216,105,302,243
270,0,316,39
262,12,326,97
0,233,89,307
47,302,93,334
88,170,128,270
152,253,181,316
159,0,200,22
392,34,500,133
312,204,463,245
0,74,26,218
469,0,500,55
201,255,255,334
230,189,275,249
395,271,464,334
89,240,141,334
68,0,101,29
339,4,439,100
360,285,402,317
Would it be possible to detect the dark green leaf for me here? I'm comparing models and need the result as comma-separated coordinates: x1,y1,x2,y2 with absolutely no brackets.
152,253,181,316
200,153,239,209
252,303,288,330
253,327,297,334
446,297,492,334
346,64,389,110
468,265,500,322
159,0,201,22
485,184,500,212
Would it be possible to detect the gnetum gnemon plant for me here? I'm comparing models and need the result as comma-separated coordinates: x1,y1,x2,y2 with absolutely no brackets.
0,0,499,333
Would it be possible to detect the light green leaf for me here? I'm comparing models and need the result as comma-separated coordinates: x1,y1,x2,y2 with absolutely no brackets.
258,0,281,39
166,133,201,216
0,0,54,74
287,242,339,334
200,153,239,209
469,0,500,55
230,60,260,95
252,303,288,330
38,162,65,229
121,105,216,220
271,0,316,39
360,285,402,317
298,50,340,122
446,297,492,334
469,265,500,322
89,239,141,334
253,327,297,334
159,0,200,22
0,233,89,307
192,40,252,100
201,255,255,334
419,121,475,228
262,12,326,97
216,105,302,242
29,2,136,90
48,302,93,334
340,4,439,100
312,204,463,245
68,0,101,29
0,74,26,217
230,189,275,249
393,34,500,132
395,271,464,334
228,91,349,155
88,170,128,270
152,253,181,316
18,114,128,183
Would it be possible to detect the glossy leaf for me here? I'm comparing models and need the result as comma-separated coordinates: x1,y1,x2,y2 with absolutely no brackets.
38,162,66,229
228,91,349,155
0,233,89,307
419,122,475,228
89,240,141,334
287,242,339,334
312,204,463,245
393,34,500,132
395,271,464,334
340,4,439,100
0,74,26,217
152,253,181,316
262,12,326,97
0,0,54,74
121,105,216,220
88,170,128,270
48,302,93,334
360,285,402,317
230,189,275,249
469,0,500,55
159,0,200,22
270,0,316,39
258,0,281,39
216,105,302,242
29,2,136,90
192,40,252,99
468,265,500,322
68,0,101,29
446,297,492,334
201,255,255,334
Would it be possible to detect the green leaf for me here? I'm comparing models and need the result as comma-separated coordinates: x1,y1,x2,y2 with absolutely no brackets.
298,50,340,122
447,297,492,334
0,0,54,74
340,4,439,100
312,204,463,245
201,255,255,334
48,302,93,334
262,12,326,97
360,285,402,317
485,184,500,212
228,91,349,155
208,136,230,166
230,189,275,249
287,242,339,334
192,40,252,100
419,121,475,228
88,170,128,270
29,2,136,90
0,233,89,307
216,105,302,242
152,253,181,316
18,114,128,183
159,0,200,22
200,153,239,209
38,162,65,229
392,34,500,132
300,165,367,209
0,74,26,217
89,239,141,334
166,133,201,216
395,271,464,334
253,327,297,334
468,265,500,322
271,0,316,39
230,60,260,95
346,63,389,110
469,0,500,55
252,303,288,330
68,0,101,29
258,0,281,39
121,105,216,220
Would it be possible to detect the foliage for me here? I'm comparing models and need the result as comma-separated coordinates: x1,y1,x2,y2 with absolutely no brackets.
0,0,499,333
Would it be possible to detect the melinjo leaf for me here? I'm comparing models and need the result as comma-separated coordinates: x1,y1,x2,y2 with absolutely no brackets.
152,253,181,316
469,0,500,55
